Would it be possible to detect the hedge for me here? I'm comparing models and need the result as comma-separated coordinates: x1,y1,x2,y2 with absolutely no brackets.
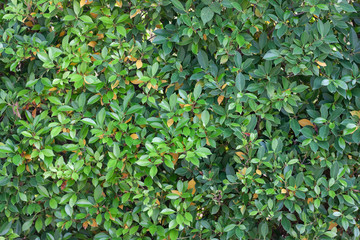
0,0,360,239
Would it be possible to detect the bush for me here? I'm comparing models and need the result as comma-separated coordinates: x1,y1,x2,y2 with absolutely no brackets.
0,0,360,239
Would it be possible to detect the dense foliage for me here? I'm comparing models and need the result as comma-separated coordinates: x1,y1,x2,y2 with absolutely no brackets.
0,0,360,239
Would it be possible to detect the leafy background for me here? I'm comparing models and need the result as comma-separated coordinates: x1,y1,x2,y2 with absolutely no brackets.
0,0,360,239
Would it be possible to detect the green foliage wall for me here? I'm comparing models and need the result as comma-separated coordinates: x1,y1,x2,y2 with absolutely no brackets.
0,0,360,239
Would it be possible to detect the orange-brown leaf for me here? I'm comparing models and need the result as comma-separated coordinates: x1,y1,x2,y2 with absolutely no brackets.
328,221,338,230
298,119,314,127
170,153,178,165
90,218,98,227
235,152,246,159
88,41,97,48
188,179,196,194
80,0,93,7
217,95,224,105
171,190,181,196
83,221,89,230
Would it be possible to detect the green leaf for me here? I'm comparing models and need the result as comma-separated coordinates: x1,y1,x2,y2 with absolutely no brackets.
49,199,58,209
235,72,245,92
224,224,236,232
170,0,186,12
76,199,93,207
37,185,50,197
343,195,354,205
81,118,97,126
22,220,33,231
51,126,62,138
160,208,176,215
201,110,210,126
263,49,280,60
201,7,214,24
35,217,43,232
197,50,209,69
94,185,103,203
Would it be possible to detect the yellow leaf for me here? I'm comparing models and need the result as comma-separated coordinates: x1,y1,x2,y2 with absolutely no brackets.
253,193,258,199
298,119,314,127
256,169,262,175
88,41,97,48
351,110,360,118
97,33,104,39
131,79,143,84
281,189,287,194
130,133,138,139
217,95,224,105
221,83,227,89
206,137,210,146
80,0,93,7
167,119,174,127
316,60,326,67
188,179,196,195
113,92,117,100
171,190,181,196
235,152,245,159
136,59,143,69
155,199,160,205
307,198,314,204
111,80,119,89
49,87,57,91
130,9,141,19
115,0,122,7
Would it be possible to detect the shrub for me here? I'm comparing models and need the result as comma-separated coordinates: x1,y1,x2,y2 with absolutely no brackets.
0,0,360,239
